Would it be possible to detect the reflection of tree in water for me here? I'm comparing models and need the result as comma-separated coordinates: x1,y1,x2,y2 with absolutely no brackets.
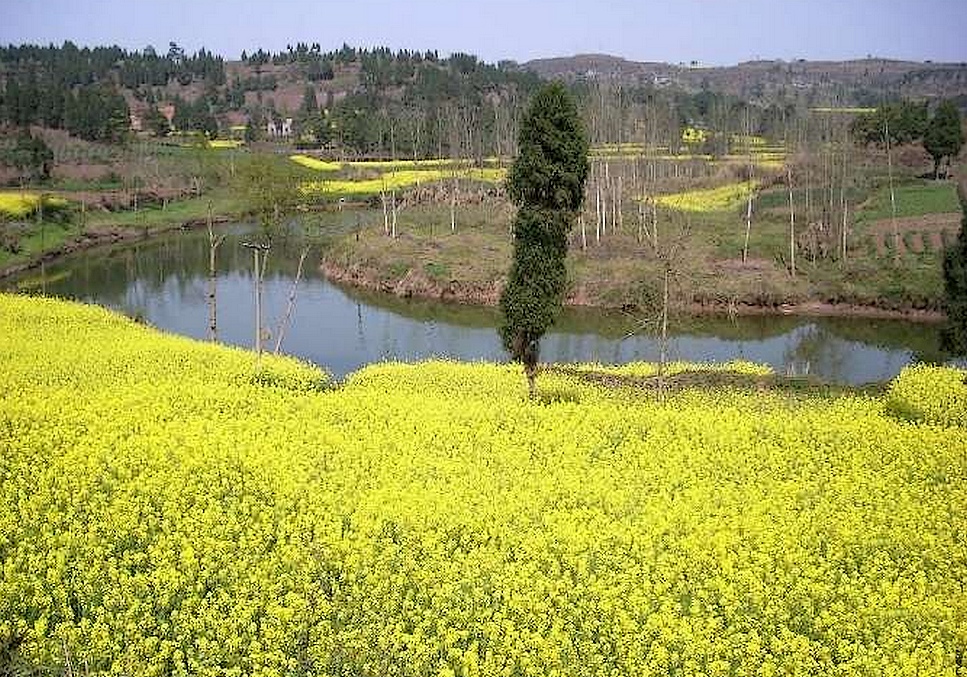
816,316,947,364
12,223,961,383
33,225,318,308
782,324,848,380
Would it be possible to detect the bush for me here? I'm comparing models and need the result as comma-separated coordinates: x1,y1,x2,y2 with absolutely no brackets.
886,364,967,426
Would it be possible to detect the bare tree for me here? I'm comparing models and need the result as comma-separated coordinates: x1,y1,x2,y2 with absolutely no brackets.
741,108,755,264
885,119,900,264
242,241,271,371
274,246,310,354
207,201,226,341
787,166,796,276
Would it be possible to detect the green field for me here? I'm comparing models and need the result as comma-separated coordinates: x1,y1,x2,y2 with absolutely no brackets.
0,190,246,272
1,294,965,675
856,181,961,223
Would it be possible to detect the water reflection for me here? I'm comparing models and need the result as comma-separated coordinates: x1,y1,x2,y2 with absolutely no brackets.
7,224,960,384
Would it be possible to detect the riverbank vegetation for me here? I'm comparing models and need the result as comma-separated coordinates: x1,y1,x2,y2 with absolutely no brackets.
322,172,960,314
2,293,965,675
1,39,964,317
316,101,965,315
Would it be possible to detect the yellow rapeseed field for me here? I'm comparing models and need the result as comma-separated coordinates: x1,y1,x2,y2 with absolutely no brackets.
0,192,69,218
300,167,505,198
681,127,708,145
1,294,964,675
289,154,343,171
653,180,761,212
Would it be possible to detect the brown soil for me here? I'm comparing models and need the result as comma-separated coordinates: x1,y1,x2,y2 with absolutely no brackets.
874,231,908,258
866,212,961,234
874,232,887,257
713,257,775,272
909,232,925,253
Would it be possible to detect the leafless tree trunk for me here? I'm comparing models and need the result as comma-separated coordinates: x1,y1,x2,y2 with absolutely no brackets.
657,264,669,403
742,109,754,264
381,189,389,236
742,194,753,264
274,246,310,354
603,162,610,237
787,166,796,276
885,120,899,264
243,242,270,371
595,182,602,244
391,190,398,239
637,201,644,244
207,201,226,341
839,140,849,263
450,174,457,233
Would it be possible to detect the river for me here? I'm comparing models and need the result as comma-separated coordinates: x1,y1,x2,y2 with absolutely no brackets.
6,223,958,384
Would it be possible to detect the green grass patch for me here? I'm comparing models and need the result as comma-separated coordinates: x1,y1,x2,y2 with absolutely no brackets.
857,181,960,223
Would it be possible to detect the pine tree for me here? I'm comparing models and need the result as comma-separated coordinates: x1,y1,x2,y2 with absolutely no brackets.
499,82,588,397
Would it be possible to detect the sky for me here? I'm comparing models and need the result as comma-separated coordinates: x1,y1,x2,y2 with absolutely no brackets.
1,0,966,66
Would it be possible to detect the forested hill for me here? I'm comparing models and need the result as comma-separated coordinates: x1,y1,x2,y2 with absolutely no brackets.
524,53,967,106
2,41,966,157
0,42,541,156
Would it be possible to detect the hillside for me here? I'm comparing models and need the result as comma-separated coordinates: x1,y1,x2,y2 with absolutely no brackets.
524,53,967,105
2,294,966,674
4,42,967,155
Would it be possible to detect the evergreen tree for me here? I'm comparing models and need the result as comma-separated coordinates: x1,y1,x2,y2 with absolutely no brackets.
2,129,53,183
923,100,964,179
499,82,588,397
301,86,318,114
941,188,967,356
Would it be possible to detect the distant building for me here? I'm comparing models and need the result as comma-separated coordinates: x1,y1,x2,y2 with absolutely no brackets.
266,118,294,139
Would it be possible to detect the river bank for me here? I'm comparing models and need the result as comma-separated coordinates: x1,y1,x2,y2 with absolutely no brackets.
0,215,235,280
321,252,947,323
15,220,954,383
0,192,244,279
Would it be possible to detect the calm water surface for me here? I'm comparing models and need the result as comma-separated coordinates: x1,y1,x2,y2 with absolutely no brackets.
7,224,958,384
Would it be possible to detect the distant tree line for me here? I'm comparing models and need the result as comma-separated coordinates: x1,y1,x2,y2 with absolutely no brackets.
0,41,225,141
2,39,962,167
273,47,542,159
852,99,963,177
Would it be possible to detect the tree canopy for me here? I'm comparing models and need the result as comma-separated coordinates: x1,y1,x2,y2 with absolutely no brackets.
941,187,967,356
1,130,53,183
499,82,588,396
923,100,964,179
850,101,928,147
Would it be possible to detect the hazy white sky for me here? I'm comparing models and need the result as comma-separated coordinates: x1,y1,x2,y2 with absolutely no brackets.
2,0,965,65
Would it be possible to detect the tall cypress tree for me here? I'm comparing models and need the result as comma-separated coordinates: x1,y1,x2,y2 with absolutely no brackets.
499,82,588,397
941,187,967,356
